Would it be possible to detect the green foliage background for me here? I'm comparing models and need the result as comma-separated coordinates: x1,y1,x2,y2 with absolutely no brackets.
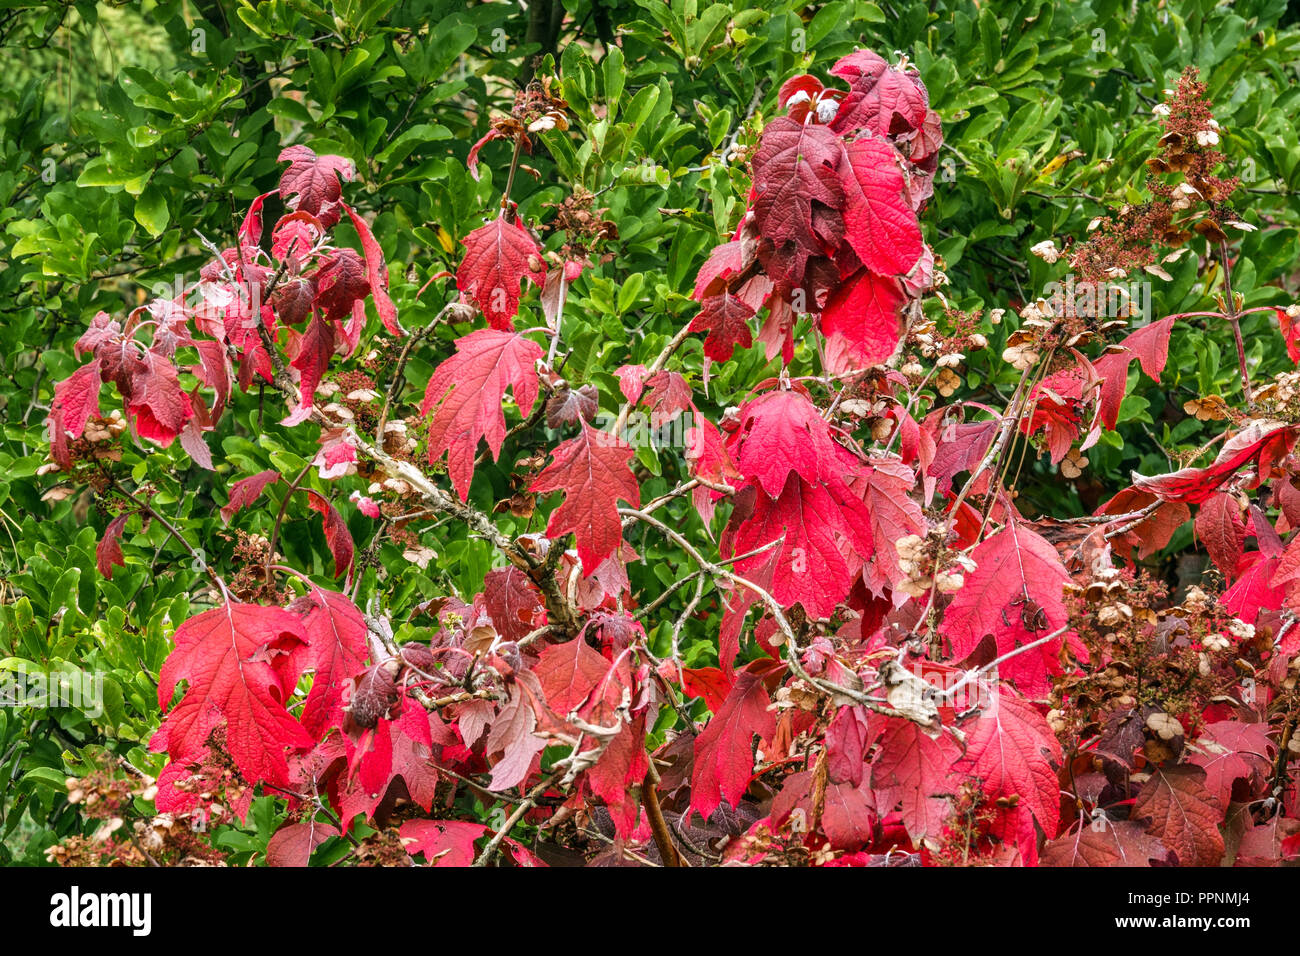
2,0,1299,863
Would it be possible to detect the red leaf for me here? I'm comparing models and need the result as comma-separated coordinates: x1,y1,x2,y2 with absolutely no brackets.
457,214,546,330
727,474,871,619
1040,818,1169,867
1131,765,1224,866
266,819,340,867
193,340,231,420
399,819,487,866
343,203,403,336
97,513,130,579
733,389,848,498
642,371,692,428
312,248,370,323
954,695,1063,855
829,51,929,138
1132,424,1297,503
291,587,369,739
482,567,545,643
128,351,188,447
221,469,281,525
1195,492,1247,575
941,521,1071,694
750,117,845,284
278,145,354,227
150,602,314,787
687,288,755,362
820,269,905,372
1222,551,1286,623
421,329,543,502
1277,307,1300,364
837,138,922,275
849,458,925,593
307,492,354,578
679,667,733,714
690,664,777,819
530,420,641,571
485,682,546,791
1095,487,1189,559
49,359,104,466
871,718,957,846
1187,721,1274,806
534,637,611,715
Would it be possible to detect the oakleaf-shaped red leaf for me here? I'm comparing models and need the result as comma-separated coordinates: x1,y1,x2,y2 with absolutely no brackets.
291,587,369,739
530,420,641,571
399,819,487,866
278,145,354,227
728,475,871,619
942,520,1070,694
733,389,847,498
954,695,1062,849
751,117,845,284
687,288,755,362
837,138,922,275
642,371,692,428
457,214,546,330
482,567,545,643
1131,765,1225,866
150,602,314,787
829,51,929,138
312,248,370,323
534,637,611,716
820,269,905,372
128,351,188,446
343,203,403,336
421,329,543,502
221,469,281,525
266,819,340,867
690,664,777,819
1040,817,1169,867
307,492,354,578
871,718,956,845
